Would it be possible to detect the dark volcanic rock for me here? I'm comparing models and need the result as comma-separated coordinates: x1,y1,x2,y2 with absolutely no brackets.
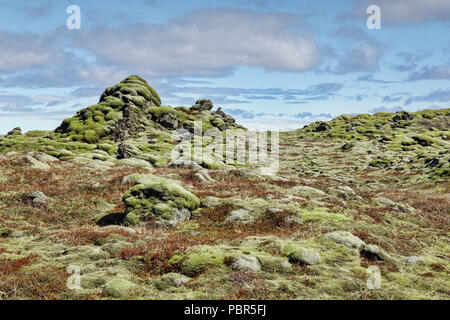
314,122,331,132
191,99,213,112
158,114,179,130
214,107,226,117
393,112,413,122
6,127,22,136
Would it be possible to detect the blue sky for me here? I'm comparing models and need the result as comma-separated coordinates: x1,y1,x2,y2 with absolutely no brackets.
0,0,449,133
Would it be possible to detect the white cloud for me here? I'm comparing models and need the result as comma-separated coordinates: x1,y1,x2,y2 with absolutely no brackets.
72,8,320,77
336,43,380,74
405,88,450,105
408,65,450,81
0,31,66,72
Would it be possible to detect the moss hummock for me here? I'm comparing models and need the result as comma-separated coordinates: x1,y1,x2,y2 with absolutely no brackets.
122,175,200,225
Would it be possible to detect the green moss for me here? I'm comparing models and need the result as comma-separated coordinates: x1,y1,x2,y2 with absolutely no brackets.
25,130,50,138
6,127,22,136
97,143,118,155
83,130,100,144
299,209,349,223
180,248,226,277
369,158,393,167
122,175,200,224
434,163,450,177
148,106,190,124
412,135,436,147
104,278,143,299
256,255,292,273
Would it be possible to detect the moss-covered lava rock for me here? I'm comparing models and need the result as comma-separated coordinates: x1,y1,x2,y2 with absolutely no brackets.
55,75,161,143
121,174,200,225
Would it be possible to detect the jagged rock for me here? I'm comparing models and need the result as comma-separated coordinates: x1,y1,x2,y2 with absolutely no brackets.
191,99,213,112
117,141,140,159
52,75,243,146
324,231,365,249
232,255,261,272
214,107,226,117
158,114,178,129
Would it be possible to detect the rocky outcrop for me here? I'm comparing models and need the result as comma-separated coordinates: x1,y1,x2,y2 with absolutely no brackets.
6,127,22,136
190,99,213,112
56,76,160,143
54,75,244,148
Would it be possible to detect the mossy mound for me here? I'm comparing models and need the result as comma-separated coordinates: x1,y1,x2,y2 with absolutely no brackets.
6,127,22,136
55,75,161,143
99,75,161,108
121,175,200,225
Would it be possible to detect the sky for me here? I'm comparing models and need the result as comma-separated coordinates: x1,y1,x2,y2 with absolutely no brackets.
0,0,449,134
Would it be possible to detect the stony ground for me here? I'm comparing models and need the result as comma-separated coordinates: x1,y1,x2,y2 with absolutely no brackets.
0,78,448,300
